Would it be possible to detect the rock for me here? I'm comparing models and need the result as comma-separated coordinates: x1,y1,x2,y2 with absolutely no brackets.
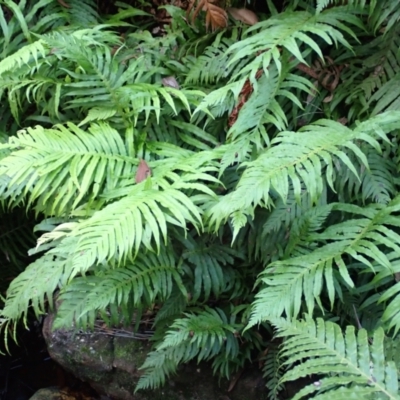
42,312,268,400
29,387,59,399
29,387,66,399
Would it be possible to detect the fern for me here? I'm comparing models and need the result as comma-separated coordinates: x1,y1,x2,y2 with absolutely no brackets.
53,245,187,329
249,197,400,325
0,122,135,213
262,343,285,400
1,2,400,398
270,317,400,399
208,111,400,236
225,8,357,82
136,307,240,391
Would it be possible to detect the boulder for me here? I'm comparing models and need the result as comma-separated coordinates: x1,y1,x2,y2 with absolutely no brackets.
42,312,268,400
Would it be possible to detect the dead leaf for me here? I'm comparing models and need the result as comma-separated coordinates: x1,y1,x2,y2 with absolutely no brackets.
135,159,151,183
205,3,228,31
162,76,180,89
323,93,334,103
228,8,258,25
57,0,70,8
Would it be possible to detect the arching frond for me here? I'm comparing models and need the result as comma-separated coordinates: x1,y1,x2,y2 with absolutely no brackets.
0,39,47,76
271,317,399,400
0,122,134,214
54,246,186,329
64,184,204,279
180,235,244,301
248,197,400,324
208,111,400,235
225,8,358,82
136,307,239,391
1,253,69,325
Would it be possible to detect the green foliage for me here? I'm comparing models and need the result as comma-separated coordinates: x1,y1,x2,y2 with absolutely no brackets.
271,317,400,399
1,0,400,398
136,307,242,391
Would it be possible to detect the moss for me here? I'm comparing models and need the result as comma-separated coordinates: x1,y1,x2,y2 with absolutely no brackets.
113,337,153,376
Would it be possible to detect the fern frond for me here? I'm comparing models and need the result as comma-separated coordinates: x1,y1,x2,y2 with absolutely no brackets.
226,9,356,82
184,34,237,85
0,39,47,76
66,185,204,279
228,68,313,142
180,235,244,301
370,73,400,115
1,254,68,325
379,280,400,335
0,122,134,214
208,111,400,235
262,343,285,400
270,317,399,400
360,149,396,204
154,287,187,326
54,247,186,329
136,307,239,391
61,0,99,26
248,196,400,324
285,203,332,257
316,0,367,14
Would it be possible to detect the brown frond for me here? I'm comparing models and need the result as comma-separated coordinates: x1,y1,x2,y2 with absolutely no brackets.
205,3,228,31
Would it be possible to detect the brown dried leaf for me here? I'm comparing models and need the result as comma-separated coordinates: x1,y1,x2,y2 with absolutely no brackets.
187,0,206,25
57,0,70,8
135,159,151,183
227,7,258,25
323,93,334,103
162,76,180,89
205,4,228,31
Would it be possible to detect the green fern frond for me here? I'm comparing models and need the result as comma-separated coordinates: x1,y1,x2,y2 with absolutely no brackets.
228,68,313,141
370,73,400,115
226,9,356,82
0,122,134,214
248,196,400,324
117,83,199,124
1,27,203,126
316,0,368,14
54,247,186,329
184,35,237,85
136,307,239,391
66,185,204,279
208,111,400,235
180,235,244,301
335,146,396,205
194,79,245,117
270,317,399,400
262,343,285,400
368,0,400,33
0,39,47,76
360,149,396,204
285,203,332,257
61,0,99,26
135,345,185,391
1,253,69,326
379,281,400,335
154,287,187,326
